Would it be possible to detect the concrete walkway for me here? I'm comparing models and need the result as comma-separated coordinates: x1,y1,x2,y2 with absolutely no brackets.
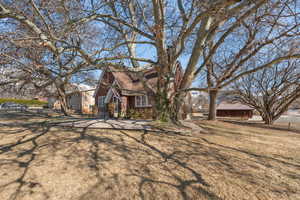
54,118,203,133
57,119,153,130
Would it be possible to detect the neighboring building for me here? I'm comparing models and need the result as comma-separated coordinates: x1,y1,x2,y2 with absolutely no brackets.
94,63,183,119
47,84,95,114
190,91,208,113
66,84,95,114
216,102,254,119
47,96,60,109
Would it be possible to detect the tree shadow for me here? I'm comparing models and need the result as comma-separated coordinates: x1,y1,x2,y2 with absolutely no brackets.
0,123,51,200
118,130,222,200
1,114,299,200
223,120,300,134
0,110,51,121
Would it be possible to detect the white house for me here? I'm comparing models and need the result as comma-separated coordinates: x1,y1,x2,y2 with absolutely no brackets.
48,84,96,114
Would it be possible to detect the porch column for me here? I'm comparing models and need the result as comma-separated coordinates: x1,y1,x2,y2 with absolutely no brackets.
121,96,128,116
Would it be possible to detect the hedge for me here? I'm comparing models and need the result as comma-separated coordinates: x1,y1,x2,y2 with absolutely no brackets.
0,98,47,106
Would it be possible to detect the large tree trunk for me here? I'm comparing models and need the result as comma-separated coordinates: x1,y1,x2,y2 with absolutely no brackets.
208,90,218,120
262,115,274,125
169,92,187,123
59,95,69,116
56,84,70,116
149,93,159,120
261,105,275,125
155,85,189,123
264,119,274,125
155,92,171,122
152,89,181,123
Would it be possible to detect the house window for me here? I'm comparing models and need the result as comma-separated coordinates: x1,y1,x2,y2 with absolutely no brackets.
135,95,150,107
98,96,105,107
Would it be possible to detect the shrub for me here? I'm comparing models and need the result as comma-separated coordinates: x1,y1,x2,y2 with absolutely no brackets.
124,108,153,119
126,109,142,119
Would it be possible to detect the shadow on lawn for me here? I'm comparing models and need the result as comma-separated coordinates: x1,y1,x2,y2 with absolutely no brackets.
223,120,300,134
1,116,299,200
0,120,186,200
0,122,51,200
0,111,48,121
120,130,221,200
74,125,221,200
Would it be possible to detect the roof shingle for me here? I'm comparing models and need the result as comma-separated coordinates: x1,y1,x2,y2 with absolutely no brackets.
107,66,158,95
217,103,254,110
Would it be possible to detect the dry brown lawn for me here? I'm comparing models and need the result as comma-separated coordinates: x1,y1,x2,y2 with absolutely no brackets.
274,122,300,132
0,114,300,200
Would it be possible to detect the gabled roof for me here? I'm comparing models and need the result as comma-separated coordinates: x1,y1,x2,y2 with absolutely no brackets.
111,68,158,95
66,83,95,95
217,102,254,111
94,62,183,96
94,65,158,96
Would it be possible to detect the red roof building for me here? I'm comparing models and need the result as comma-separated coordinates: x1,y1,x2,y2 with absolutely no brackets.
216,102,254,119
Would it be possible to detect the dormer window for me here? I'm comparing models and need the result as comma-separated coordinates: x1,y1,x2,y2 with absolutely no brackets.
145,72,158,79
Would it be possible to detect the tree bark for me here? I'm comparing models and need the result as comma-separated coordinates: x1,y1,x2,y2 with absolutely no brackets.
56,84,70,116
155,92,171,122
169,92,187,122
208,90,218,120
148,93,159,120
59,94,69,116
263,115,274,125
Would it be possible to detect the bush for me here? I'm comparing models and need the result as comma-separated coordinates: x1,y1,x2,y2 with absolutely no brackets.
0,98,47,107
126,109,142,119
124,108,153,119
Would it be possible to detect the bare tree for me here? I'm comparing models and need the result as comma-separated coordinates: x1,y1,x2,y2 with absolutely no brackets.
290,98,300,109
231,60,300,124
2,0,300,121
0,35,85,115
69,0,300,121
0,0,105,115
190,0,300,120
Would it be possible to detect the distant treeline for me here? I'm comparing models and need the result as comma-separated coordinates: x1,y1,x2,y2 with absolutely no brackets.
0,98,47,106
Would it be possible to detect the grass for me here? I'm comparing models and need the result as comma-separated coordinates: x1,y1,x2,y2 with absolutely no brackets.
149,120,189,132
0,113,300,200
0,98,47,107
275,121,300,132
222,118,300,133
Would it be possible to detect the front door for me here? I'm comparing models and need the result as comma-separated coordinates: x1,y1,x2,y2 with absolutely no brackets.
113,96,120,118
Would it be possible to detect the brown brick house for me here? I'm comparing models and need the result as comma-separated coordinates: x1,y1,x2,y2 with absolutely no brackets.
94,63,183,119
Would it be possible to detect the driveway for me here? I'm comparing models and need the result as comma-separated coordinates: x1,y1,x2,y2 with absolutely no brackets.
0,110,195,133
55,118,153,130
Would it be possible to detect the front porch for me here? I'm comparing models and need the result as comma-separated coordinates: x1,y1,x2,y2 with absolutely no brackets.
98,98,153,120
